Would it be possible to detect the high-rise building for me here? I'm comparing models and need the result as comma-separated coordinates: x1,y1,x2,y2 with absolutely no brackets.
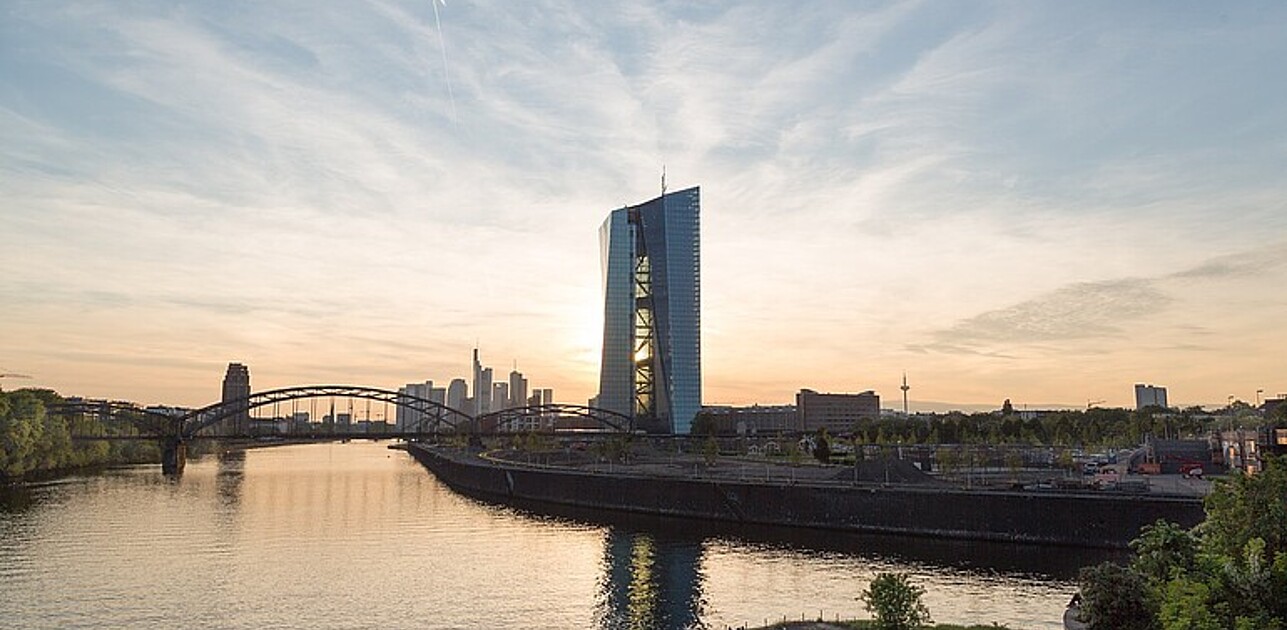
220,362,251,435
597,186,701,434
529,388,554,407
447,378,468,413
509,368,527,409
479,367,494,414
1135,384,1169,410
397,380,444,430
472,348,484,416
492,382,509,413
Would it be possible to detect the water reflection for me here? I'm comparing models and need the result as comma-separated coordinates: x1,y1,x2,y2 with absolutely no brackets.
0,483,35,513
501,496,1121,582
596,529,705,629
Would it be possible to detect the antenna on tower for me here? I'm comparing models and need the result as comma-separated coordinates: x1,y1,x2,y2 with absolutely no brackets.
900,372,911,416
661,164,667,197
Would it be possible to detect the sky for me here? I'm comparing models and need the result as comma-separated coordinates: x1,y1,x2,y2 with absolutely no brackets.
2,1,1286,411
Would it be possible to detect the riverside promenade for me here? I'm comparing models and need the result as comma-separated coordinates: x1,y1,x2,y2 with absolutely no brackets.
408,442,1206,548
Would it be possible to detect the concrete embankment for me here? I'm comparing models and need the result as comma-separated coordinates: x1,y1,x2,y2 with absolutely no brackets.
408,444,1204,548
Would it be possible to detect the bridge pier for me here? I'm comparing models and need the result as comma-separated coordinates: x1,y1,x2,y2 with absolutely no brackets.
161,438,187,476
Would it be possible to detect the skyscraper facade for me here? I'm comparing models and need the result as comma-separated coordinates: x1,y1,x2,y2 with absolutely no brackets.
597,186,701,434
220,362,251,435
1135,383,1169,410
446,378,468,412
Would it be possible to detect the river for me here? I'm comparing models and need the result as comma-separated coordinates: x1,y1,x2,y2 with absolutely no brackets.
0,442,1116,629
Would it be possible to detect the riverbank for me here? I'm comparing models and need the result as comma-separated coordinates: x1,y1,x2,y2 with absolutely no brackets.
409,443,1204,548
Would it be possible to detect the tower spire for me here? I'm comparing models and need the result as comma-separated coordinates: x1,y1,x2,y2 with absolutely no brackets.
900,372,910,416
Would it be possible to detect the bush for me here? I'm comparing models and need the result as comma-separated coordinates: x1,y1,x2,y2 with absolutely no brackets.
860,572,932,630
1077,562,1156,630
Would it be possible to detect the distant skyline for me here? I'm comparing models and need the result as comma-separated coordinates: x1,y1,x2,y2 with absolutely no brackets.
3,1,1285,410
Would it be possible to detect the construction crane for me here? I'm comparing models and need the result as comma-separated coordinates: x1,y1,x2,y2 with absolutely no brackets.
1087,399,1105,409
0,373,33,379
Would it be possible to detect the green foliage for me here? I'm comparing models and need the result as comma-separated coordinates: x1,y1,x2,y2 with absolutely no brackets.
0,389,160,478
1202,456,1287,561
849,405,1215,449
1130,520,1200,586
703,435,718,467
812,428,831,464
1073,456,1287,630
1158,576,1223,630
1077,562,1156,630
860,572,932,630
691,411,717,436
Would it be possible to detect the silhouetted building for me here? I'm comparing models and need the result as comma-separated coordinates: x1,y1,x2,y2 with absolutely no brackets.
492,382,509,413
796,388,880,433
1134,383,1168,410
220,363,251,435
509,369,527,409
447,378,468,413
697,404,796,435
598,186,701,434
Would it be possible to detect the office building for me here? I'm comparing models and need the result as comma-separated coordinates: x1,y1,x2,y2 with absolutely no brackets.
597,186,701,434
795,389,880,433
529,388,553,407
446,378,468,413
509,369,527,409
698,404,797,435
492,382,509,413
1135,384,1169,410
220,362,251,435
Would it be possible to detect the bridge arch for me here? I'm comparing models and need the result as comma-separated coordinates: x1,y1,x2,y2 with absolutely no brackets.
183,385,473,437
48,401,183,438
474,404,634,434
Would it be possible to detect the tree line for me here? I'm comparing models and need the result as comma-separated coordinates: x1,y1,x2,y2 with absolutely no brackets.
0,388,159,479
846,405,1284,449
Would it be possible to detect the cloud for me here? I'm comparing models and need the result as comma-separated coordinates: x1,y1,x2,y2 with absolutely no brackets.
1169,244,1287,280
917,242,1287,356
945,278,1172,345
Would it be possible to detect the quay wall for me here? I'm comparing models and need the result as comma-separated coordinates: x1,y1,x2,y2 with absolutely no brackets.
408,444,1204,548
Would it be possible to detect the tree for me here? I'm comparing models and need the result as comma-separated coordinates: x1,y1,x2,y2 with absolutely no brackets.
860,572,932,630
1077,562,1156,630
691,411,718,436
1004,449,1023,482
1130,520,1200,587
1158,576,1224,630
1202,455,1287,561
703,434,718,467
812,428,831,464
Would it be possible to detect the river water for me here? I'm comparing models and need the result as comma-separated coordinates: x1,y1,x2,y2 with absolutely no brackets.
0,442,1115,629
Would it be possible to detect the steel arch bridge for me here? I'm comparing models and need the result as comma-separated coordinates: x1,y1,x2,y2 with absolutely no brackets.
183,385,473,437
475,404,634,434
50,385,637,475
48,400,184,438
53,385,472,440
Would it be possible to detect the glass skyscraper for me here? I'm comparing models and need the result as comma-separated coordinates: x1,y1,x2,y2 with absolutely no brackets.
597,186,701,434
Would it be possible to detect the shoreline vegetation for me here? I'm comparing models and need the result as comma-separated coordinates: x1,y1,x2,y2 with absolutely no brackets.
0,388,165,483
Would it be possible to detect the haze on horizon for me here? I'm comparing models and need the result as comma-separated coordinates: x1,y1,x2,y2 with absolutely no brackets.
2,1,1285,412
